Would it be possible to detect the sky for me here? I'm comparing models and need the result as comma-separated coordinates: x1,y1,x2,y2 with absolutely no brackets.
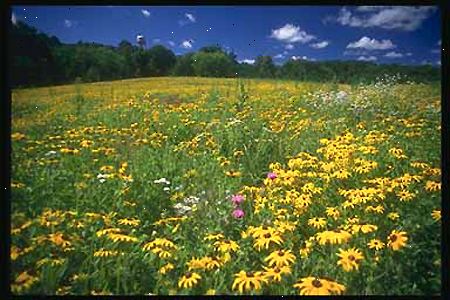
11,5,442,66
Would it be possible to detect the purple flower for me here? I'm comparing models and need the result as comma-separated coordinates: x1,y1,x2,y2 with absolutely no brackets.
231,194,245,205
267,172,277,180
232,208,245,219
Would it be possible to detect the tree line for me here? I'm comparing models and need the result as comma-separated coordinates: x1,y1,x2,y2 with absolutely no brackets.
10,21,440,88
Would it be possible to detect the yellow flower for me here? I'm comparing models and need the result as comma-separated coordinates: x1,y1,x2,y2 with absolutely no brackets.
231,271,267,294
262,265,291,282
107,233,138,243
206,289,216,295
253,231,284,251
158,263,174,275
143,238,177,250
337,247,364,272
387,230,408,251
308,217,326,229
387,212,400,221
367,239,385,251
325,207,340,220
94,248,119,257
360,224,378,234
11,271,39,293
425,181,441,192
264,249,296,267
431,210,441,221
118,218,140,226
96,228,121,237
293,277,345,295
226,170,241,177
214,239,240,253
178,272,201,289
12,132,26,140
151,247,173,258
315,230,352,245
204,233,224,241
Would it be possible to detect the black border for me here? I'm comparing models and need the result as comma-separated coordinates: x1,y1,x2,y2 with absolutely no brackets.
2,1,448,299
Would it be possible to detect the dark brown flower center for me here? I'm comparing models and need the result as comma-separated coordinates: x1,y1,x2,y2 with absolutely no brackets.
390,235,398,242
185,272,192,278
274,267,281,273
264,233,271,238
348,255,355,261
246,272,254,277
224,239,230,244
278,250,285,256
312,278,323,288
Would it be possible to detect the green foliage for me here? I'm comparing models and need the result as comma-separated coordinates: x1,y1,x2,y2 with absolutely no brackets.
10,21,440,88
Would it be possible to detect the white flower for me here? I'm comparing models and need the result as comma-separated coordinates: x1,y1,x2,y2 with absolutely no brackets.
99,179,106,183
154,178,170,185
45,150,57,156
163,187,170,192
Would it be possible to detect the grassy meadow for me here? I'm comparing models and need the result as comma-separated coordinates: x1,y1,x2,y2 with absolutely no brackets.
11,76,441,295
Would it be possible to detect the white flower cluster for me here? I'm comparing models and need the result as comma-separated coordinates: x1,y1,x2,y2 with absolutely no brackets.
306,90,350,110
173,195,202,216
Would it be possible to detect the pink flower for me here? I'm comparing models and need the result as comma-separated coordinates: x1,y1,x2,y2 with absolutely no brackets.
232,208,245,219
231,194,244,205
267,172,277,180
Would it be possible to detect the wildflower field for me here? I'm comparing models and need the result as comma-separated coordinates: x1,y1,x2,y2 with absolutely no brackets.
11,76,441,295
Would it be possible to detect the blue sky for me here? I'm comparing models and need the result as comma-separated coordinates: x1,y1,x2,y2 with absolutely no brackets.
11,5,442,66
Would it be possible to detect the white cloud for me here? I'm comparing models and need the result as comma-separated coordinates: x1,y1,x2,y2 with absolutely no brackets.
270,24,315,44
141,9,151,18
406,52,413,56
384,51,403,58
310,40,329,49
239,59,255,64
291,55,308,61
436,60,441,66
153,38,161,43
64,19,73,28
11,12,17,25
185,13,196,23
274,54,284,59
357,55,377,62
336,6,436,31
168,41,175,47
437,39,441,46
355,6,385,12
285,44,294,50
347,36,396,50
181,40,193,49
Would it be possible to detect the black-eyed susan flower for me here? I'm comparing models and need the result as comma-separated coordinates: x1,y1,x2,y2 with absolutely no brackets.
107,233,138,243
118,218,140,227
158,263,174,275
308,217,326,229
253,231,283,251
425,181,441,192
11,271,39,293
325,207,340,220
337,247,364,272
262,265,291,282
93,248,119,257
315,230,351,245
214,239,240,253
387,212,400,221
431,210,441,221
387,230,408,251
178,272,201,289
367,239,385,251
204,233,224,241
232,271,267,294
293,277,345,295
264,249,296,267
360,224,378,234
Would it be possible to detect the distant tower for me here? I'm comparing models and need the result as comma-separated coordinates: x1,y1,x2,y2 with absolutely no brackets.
136,34,146,49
